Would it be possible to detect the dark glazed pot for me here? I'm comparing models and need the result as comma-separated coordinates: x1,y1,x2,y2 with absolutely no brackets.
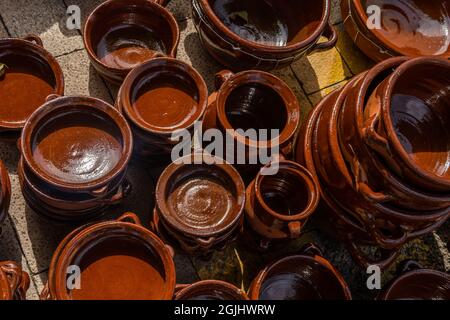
0,160,11,229
84,0,180,85
175,280,248,300
117,58,208,162
0,261,30,300
378,260,450,300
42,212,176,300
155,154,245,255
248,244,351,300
0,35,64,141
193,0,337,71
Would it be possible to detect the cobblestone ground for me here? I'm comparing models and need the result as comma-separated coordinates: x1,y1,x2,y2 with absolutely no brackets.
0,0,448,300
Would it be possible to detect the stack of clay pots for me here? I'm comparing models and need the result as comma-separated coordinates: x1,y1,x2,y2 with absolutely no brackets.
296,56,450,268
0,261,30,300
0,160,11,230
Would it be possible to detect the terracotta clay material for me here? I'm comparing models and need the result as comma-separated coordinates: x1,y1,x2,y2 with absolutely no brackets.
175,280,248,300
43,212,176,300
0,261,30,300
84,0,180,85
193,0,337,71
0,35,64,139
248,244,351,300
378,260,450,300
117,58,208,161
0,160,11,228
245,160,319,242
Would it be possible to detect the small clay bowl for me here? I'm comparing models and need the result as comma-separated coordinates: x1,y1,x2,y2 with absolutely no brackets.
117,57,208,160
193,0,337,71
245,160,319,240
20,95,133,196
46,212,176,300
249,244,351,300
378,260,450,300
84,0,179,85
0,261,30,300
0,35,64,138
0,160,11,228
175,280,248,300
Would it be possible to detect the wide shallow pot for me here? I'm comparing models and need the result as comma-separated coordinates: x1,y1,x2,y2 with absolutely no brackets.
42,212,176,300
245,160,319,244
84,0,180,85
0,160,11,229
248,244,351,300
175,280,248,300
155,153,245,255
117,57,208,162
0,261,30,300
378,260,450,300
0,35,64,140
342,0,450,62
193,0,337,71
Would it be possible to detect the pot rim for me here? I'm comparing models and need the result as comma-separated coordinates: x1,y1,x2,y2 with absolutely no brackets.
216,70,300,148
119,57,208,135
254,160,320,221
52,217,176,300
20,95,133,192
0,38,65,130
156,153,246,237
250,254,352,300
196,0,331,53
83,0,180,74
381,57,450,188
175,280,249,300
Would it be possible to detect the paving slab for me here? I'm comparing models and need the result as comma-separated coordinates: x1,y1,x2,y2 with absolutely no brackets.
309,79,348,105
331,0,343,25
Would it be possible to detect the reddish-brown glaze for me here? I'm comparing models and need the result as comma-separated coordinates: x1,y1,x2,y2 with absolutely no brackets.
0,261,30,300
0,160,11,228
175,280,248,300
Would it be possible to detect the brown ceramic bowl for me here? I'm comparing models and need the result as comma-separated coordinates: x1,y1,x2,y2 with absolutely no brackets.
83,0,180,85
45,212,176,300
193,0,337,71
248,244,351,300
0,261,30,300
117,57,208,160
175,280,248,300
0,160,11,228
20,95,133,196
0,35,64,137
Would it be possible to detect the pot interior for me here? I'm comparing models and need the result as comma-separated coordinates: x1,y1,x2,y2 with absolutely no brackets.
0,51,56,127
88,2,175,69
209,0,324,46
384,272,450,300
258,256,347,300
361,0,450,56
31,106,124,184
68,233,169,300
130,63,201,131
388,61,450,179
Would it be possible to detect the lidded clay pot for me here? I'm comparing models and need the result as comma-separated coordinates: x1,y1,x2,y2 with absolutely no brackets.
175,280,248,300
117,57,208,163
248,243,351,300
0,35,64,141
154,153,245,256
42,212,176,300
0,160,11,229
0,261,30,300
192,0,337,71
84,0,180,85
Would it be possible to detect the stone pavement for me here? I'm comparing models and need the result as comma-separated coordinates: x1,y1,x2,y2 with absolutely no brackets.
0,0,448,300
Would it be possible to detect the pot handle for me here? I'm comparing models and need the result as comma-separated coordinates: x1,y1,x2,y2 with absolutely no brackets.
98,179,131,206
398,260,422,275
311,22,338,53
15,271,30,300
0,261,24,296
215,70,234,90
300,243,323,257
45,94,61,102
23,34,44,47
117,212,142,226
288,221,302,238
152,0,170,6
365,214,409,249
195,236,216,249
345,235,399,269
362,114,393,159
40,282,52,300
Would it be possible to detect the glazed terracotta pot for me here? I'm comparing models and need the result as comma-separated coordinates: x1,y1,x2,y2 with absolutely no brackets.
378,260,450,300
204,70,301,180
248,243,351,300
155,153,245,255
342,0,450,62
0,261,30,300
0,35,64,140
175,280,248,300
192,0,337,71
117,57,208,162
42,212,176,300
245,160,319,242
364,57,450,192
0,160,11,229
84,0,180,85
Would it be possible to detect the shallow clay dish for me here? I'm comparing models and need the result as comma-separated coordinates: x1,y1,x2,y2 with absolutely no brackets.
175,280,248,300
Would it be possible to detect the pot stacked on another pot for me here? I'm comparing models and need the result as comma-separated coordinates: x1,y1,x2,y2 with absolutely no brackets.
0,160,11,230
296,57,450,269
0,261,30,300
